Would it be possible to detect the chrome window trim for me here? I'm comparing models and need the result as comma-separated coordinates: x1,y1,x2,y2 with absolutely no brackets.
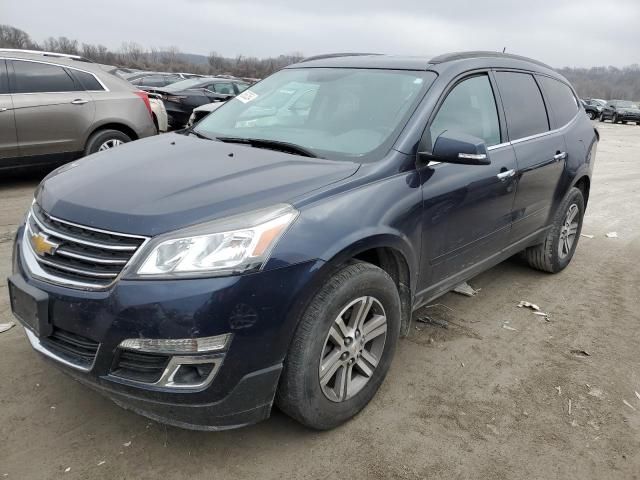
23,327,98,372
22,211,150,291
510,110,580,145
0,56,110,92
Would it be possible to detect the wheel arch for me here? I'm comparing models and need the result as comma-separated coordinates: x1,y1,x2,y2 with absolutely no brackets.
572,174,591,206
84,122,139,149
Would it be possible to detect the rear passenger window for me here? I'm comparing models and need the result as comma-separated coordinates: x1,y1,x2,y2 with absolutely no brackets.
72,70,104,91
430,75,501,147
213,83,234,95
537,76,579,127
494,72,549,140
12,60,80,94
0,60,8,94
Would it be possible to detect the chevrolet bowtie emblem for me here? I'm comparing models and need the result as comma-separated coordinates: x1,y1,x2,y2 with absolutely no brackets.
30,232,60,257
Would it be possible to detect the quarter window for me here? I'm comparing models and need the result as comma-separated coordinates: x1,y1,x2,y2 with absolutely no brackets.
0,60,8,94
12,60,80,94
72,70,104,91
430,75,501,147
494,72,549,140
537,76,578,127
213,82,234,94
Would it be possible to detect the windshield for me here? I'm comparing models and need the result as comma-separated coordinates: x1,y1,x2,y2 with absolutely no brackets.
614,100,638,108
164,78,215,91
194,68,436,161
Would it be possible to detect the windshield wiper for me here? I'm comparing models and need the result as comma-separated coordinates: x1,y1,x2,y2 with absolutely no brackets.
215,136,319,158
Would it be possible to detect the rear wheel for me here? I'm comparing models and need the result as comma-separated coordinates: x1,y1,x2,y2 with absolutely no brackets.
599,113,605,122
84,129,131,156
525,187,585,273
613,113,619,124
276,261,400,430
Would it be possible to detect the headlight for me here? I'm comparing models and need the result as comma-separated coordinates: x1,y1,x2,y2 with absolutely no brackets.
131,204,298,278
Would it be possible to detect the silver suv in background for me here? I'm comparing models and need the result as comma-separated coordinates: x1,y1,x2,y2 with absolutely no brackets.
0,49,156,171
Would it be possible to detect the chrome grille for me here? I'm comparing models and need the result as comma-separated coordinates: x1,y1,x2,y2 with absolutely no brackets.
25,204,148,288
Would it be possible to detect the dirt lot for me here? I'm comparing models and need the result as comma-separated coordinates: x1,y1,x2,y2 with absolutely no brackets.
1,122,639,480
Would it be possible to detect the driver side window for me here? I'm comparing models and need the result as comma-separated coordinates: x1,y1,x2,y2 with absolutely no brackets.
430,75,501,147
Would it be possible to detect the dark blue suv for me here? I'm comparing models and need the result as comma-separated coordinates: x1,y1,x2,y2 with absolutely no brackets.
8,52,597,431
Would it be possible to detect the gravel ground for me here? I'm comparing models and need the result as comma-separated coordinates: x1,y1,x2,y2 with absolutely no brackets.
1,121,639,479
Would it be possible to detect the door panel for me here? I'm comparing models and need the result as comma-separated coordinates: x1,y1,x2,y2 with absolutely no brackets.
0,60,19,160
509,134,566,240
416,73,517,293
419,144,517,290
9,60,95,157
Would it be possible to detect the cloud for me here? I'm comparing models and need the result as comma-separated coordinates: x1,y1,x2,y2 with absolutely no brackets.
3,0,639,67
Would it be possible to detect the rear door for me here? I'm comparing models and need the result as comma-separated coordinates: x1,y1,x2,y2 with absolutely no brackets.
494,71,565,242
9,59,95,158
0,59,19,162
418,73,518,290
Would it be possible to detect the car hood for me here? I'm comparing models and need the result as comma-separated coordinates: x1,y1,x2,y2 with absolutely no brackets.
36,133,360,236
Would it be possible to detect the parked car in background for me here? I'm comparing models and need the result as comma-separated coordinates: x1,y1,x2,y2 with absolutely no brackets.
580,98,603,120
9,52,597,431
599,100,640,124
145,77,250,128
148,92,168,132
129,73,182,88
187,100,225,126
0,49,156,171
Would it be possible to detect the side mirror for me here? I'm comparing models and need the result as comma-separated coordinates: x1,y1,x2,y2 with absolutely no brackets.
420,131,491,166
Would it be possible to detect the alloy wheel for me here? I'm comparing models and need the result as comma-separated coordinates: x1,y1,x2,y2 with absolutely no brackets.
558,203,579,259
98,139,123,151
319,296,387,402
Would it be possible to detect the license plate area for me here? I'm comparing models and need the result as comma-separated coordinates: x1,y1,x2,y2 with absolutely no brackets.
8,275,51,337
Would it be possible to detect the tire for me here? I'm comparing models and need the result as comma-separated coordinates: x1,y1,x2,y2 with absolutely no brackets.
276,261,401,430
637,122,640,126
525,187,585,273
613,113,619,124
84,129,131,156
587,111,596,120
598,113,605,122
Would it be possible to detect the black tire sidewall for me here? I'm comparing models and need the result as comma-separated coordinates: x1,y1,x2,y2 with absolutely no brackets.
549,188,585,271
85,130,131,155
281,263,401,429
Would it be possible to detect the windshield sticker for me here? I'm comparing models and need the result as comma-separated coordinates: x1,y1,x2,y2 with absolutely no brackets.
236,90,259,104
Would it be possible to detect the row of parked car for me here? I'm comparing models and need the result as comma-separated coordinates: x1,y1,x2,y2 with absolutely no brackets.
581,97,640,124
0,49,254,172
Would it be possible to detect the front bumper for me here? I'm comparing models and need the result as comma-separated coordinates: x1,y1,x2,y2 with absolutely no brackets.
10,226,323,430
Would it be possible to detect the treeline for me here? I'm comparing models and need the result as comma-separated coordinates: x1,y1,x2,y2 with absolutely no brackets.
2,24,640,98
0,24,303,79
558,65,640,100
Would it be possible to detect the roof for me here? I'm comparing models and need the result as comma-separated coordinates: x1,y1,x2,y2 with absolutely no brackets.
287,51,557,74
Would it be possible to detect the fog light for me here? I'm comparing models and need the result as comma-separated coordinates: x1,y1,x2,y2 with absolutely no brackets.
119,333,231,354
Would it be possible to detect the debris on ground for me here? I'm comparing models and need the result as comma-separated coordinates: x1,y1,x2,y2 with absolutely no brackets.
518,301,540,311
452,281,479,297
64,467,71,473
0,322,15,334
97,461,106,466
533,311,551,321
568,399,572,415
587,387,604,399
580,234,595,239
555,386,562,396
502,323,517,331
416,315,448,329
605,232,618,238
636,391,640,401
571,349,591,357
623,400,636,411
123,441,132,447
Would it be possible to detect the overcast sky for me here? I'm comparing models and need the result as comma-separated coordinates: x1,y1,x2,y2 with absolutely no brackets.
3,0,639,67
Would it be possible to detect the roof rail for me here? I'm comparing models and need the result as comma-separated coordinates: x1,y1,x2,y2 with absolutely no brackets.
429,51,553,70
299,52,382,63
0,48,93,63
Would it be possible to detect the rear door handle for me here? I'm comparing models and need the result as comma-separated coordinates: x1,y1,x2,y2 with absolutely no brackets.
71,99,89,105
497,169,516,181
554,151,567,161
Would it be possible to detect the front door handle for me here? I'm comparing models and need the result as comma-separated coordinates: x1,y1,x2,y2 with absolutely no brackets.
70,99,88,105
554,151,567,161
497,169,516,181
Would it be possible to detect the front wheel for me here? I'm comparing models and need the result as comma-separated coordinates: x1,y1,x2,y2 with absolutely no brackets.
525,187,585,273
587,111,597,120
599,113,605,122
276,261,401,430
